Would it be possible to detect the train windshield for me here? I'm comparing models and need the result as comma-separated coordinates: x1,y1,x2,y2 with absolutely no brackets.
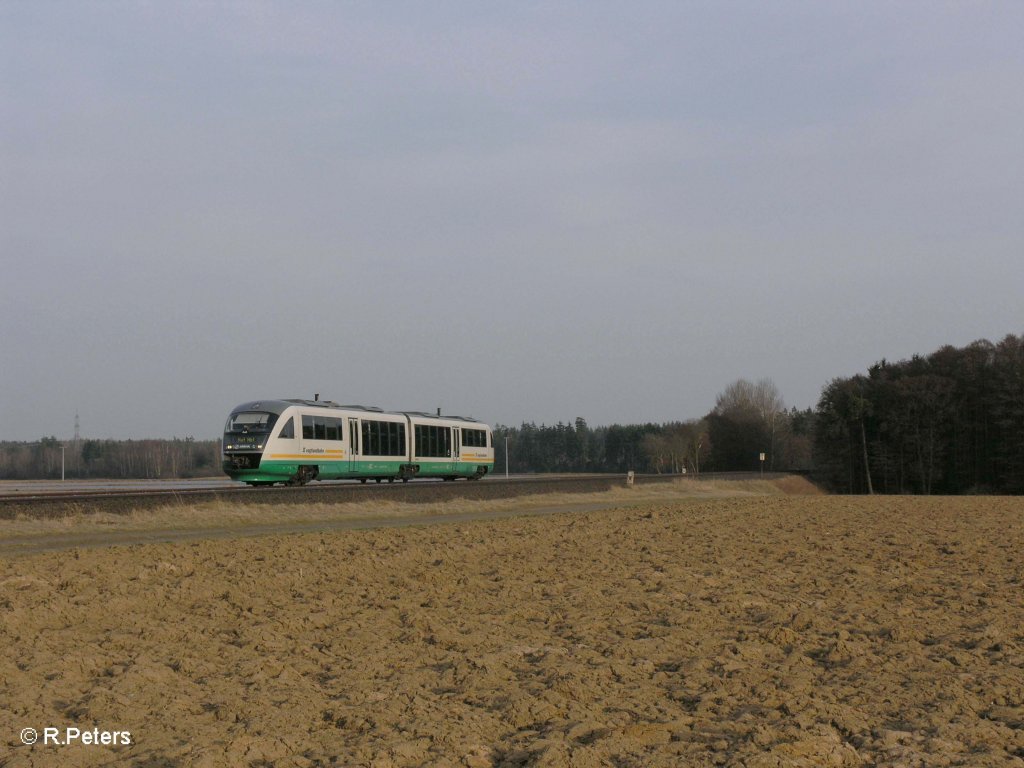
224,411,279,435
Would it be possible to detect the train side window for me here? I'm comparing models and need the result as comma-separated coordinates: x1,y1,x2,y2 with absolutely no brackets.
362,421,382,455
325,417,342,441
278,418,295,439
364,421,406,455
302,415,315,440
415,424,455,457
415,424,432,457
462,429,485,447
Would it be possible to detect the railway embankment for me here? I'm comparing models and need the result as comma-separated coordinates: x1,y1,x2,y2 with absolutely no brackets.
0,472,793,520
0,475,812,557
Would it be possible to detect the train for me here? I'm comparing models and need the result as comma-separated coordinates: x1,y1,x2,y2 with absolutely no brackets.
222,398,494,486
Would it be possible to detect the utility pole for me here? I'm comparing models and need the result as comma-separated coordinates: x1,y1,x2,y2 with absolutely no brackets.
73,412,80,476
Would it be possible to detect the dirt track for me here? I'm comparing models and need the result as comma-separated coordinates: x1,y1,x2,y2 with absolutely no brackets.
1,488,1022,767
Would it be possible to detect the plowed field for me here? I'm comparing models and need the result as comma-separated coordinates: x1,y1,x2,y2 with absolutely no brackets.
2,489,1022,767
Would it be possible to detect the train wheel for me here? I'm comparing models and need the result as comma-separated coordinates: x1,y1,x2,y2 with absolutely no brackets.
290,466,317,486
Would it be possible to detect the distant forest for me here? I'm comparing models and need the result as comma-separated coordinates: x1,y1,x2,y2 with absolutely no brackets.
0,438,220,481
494,383,815,479
2,334,1021,494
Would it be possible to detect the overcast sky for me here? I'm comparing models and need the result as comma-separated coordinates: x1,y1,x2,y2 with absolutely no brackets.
2,2,1022,441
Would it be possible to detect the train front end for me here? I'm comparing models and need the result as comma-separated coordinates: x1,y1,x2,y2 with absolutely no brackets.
222,402,283,484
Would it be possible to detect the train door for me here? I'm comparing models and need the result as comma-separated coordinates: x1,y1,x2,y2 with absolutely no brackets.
348,418,360,474
452,427,461,473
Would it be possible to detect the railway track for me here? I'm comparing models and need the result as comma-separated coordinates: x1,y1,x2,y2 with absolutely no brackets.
0,475,638,520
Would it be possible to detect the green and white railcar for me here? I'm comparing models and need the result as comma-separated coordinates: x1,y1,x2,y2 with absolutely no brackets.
222,399,494,486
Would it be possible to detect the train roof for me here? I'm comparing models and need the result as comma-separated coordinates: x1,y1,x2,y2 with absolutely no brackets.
230,400,487,425
401,412,484,424
231,399,378,415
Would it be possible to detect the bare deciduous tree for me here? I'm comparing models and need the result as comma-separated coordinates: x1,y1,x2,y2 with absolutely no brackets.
712,378,786,469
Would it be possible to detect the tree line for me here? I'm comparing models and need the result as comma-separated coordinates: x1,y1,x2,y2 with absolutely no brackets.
0,438,220,480
493,419,708,476
814,334,1024,495
494,380,814,476
4,333,1019,493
